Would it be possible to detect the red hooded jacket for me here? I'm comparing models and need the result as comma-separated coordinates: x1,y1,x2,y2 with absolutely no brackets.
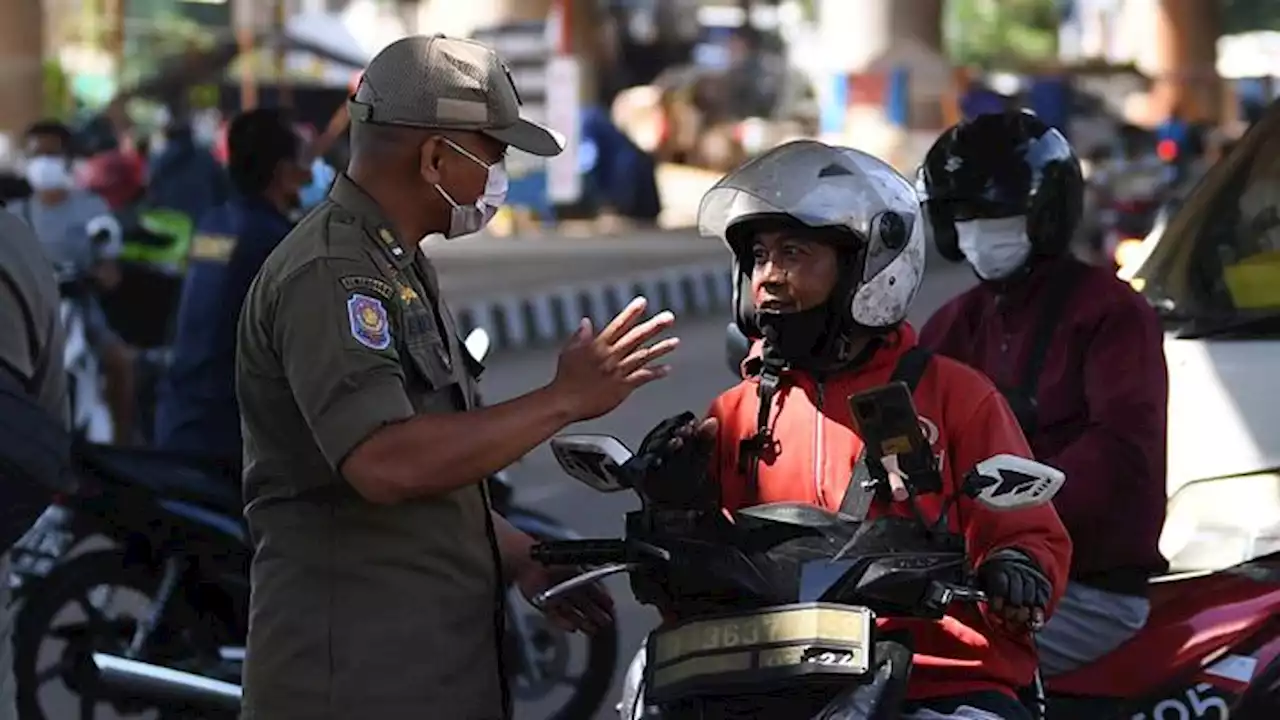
705,324,1072,701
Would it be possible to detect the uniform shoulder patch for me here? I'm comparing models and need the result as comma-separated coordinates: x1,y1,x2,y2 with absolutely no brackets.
347,293,392,350
340,275,394,300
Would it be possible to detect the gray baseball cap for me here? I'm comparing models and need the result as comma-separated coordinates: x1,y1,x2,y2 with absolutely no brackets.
348,34,565,157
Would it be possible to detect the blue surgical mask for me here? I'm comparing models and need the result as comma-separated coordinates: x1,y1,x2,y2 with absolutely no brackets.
300,158,336,211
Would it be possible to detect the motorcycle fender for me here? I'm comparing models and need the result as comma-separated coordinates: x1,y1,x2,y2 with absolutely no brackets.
502,509,581,542
156,499,248,546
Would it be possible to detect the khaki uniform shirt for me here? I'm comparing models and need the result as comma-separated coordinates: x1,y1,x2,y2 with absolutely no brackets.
236,175,506,720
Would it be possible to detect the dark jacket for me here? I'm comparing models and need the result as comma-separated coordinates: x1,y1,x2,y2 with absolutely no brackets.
920,256,1169,594
154,195,291,459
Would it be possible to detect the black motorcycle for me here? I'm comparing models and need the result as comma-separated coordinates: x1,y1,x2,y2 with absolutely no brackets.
10,450,617,720
530,432,1064,719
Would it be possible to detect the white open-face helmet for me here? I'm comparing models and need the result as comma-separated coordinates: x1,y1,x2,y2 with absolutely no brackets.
698,140,927,338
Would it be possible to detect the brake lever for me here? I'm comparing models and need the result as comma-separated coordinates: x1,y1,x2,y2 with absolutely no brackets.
931,582,1048,633
529,541,672,609
531,563,638,610
924,580,987,611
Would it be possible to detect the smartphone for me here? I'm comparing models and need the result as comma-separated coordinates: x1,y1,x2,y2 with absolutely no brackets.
848,382,940,493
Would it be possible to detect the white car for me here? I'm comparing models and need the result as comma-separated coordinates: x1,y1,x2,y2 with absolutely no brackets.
1121,99,1280,572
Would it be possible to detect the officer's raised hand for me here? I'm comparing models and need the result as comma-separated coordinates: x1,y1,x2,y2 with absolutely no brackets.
550,296,679,421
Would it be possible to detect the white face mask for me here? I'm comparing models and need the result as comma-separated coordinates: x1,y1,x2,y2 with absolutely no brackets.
434,139,509,239
25,155,74,192
956,216,1034,281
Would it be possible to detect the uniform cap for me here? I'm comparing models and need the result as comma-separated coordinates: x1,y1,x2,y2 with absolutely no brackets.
348,34,565,157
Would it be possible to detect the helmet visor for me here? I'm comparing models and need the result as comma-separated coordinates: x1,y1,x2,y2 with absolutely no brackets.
698,141,909,245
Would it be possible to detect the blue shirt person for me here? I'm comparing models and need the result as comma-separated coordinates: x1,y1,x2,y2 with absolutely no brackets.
154,110,311,461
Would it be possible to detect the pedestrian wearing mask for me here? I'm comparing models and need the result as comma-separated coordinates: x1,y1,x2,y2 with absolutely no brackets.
0,207,72,720
154,109,312,467
9,120,135,445
917,111,1169,676
235,34,677,720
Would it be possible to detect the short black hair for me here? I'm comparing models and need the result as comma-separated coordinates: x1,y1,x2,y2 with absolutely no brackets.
25,119,74,156
227,108,301,197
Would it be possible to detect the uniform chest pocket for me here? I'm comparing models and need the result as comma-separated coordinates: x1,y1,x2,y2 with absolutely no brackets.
401,307,460,391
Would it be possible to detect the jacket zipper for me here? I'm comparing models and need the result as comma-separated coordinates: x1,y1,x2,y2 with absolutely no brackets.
813,381,826,506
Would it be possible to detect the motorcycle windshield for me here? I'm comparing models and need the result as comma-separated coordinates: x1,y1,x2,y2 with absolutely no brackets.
721,504,968,606
727,503,863,602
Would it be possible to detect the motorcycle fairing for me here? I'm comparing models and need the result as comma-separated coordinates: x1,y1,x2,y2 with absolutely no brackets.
1047,552,1280,700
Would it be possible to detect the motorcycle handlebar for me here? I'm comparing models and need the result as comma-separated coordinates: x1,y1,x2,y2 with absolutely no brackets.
935,583,987,605
531,539,629,567
529,539,993,616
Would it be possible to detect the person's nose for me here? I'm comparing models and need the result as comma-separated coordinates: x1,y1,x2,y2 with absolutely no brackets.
756,251,785,280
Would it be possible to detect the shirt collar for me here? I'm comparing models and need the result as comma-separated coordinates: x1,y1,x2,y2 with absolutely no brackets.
328,173,415,269
232,193,292,227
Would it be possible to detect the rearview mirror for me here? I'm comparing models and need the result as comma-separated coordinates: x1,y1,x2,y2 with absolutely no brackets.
549,434,635,493
464,328,491,363
725,323,750,377
963,455,1065,511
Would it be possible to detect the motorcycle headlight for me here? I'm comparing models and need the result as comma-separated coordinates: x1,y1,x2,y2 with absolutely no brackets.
1160,473,1280,572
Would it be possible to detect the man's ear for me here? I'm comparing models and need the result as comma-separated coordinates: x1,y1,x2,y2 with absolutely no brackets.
419,135,445,185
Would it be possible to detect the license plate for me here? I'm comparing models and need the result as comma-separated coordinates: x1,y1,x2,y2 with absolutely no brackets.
645,603,873,700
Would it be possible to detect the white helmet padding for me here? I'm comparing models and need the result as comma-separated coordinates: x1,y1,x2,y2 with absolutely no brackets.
697,140,927,338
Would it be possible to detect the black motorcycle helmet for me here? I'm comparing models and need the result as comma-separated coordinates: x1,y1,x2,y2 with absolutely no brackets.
918,110,1084,264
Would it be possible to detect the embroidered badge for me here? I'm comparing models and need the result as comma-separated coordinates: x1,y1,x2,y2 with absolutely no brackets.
340,275,394,300
347,293,391,350
189,234,237,263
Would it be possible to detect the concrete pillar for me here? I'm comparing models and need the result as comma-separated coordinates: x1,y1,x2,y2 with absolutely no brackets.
1150,0,1222,122
0,0,45,154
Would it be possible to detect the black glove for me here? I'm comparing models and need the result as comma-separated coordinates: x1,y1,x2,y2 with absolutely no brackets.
977,548,1051,631
625,412,716,508
636,411,699,458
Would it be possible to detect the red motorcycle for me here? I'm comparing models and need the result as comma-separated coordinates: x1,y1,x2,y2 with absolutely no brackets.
1095,161,1169,271
1045,553,1280,718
